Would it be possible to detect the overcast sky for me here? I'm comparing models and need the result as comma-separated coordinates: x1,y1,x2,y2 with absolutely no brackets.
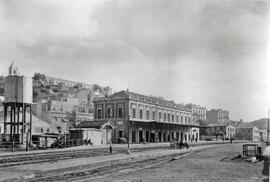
0,0,269,122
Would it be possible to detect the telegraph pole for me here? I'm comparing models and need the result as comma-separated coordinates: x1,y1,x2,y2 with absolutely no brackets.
127,115,130,149
267,107,270,145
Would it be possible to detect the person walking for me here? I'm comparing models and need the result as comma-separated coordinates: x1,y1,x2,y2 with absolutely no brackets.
109,142,112,154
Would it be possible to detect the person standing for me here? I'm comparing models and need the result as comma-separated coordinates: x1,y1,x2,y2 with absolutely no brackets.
109,142,112,154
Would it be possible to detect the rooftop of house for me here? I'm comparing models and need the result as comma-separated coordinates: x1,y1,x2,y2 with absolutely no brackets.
75,120,116,129
186,103,206,109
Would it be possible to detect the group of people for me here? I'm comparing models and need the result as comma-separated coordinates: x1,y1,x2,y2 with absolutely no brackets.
170,140,190,150
84,138,93,146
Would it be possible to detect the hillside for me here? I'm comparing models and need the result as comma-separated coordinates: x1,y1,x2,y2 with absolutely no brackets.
248,118,268,130
0,73,112,102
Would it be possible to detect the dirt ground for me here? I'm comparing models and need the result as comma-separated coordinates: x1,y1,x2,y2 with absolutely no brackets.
94,143,267,182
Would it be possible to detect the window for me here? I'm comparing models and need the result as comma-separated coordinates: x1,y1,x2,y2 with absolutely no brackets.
181,116,183,123
185,117,187,123
47,104,51,111
140,109,143,119
119,130,123,138
118,108,123,118
164,113,166,121
132,108,136,118
152,111,155,120
172,115,174,122
97,108,102,119
60,105,63,111
177,115,179,122
168,114,170,122
189,117,191,123
146,110,149,120
88,108,92,113
107,108,113,118
159,112,162,120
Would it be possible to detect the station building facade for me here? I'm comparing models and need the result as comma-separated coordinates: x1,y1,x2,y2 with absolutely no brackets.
93,90,198,144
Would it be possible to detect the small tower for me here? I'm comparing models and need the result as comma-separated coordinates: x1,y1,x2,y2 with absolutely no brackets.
3,63,32,149
8,62,20,76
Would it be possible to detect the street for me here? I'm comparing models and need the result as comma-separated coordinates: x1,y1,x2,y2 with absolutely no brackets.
94,143,267,182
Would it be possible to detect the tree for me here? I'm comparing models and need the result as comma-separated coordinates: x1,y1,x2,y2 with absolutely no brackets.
103,86,112,95
46,85,51,90
40,88,50,94
33,88,41,98
33,72,46,81
52,87,60,93
58,82,64,88
73,83,82,89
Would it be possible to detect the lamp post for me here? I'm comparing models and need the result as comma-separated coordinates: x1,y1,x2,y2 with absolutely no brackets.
267,108,270,145
127,115,130,149
106,120,109,145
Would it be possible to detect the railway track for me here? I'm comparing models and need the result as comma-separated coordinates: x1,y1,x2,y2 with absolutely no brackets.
24,151,188,182
0,145,170,168
0,141,233,168
1,142,239,182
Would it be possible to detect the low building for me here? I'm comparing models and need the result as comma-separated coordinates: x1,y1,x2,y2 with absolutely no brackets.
46,76,93,89
259,129,267,141
226,124,236,139
190,127,200,142
235,126,260,141
199,123,235,141
32,97,80,133
69,121,115,145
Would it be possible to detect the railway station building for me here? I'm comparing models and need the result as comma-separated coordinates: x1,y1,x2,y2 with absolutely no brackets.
92,90,199,144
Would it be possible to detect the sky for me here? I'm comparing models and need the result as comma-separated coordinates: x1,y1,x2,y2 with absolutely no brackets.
0,0,269,122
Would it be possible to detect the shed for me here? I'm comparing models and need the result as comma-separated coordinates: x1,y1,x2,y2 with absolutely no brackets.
70,120,115,146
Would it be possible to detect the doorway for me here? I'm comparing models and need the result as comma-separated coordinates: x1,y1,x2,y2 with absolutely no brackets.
118,130,123,138
163,132,166,142
150,133,155,142
139,130,143,143
132,131,136,143
146,131,149,142
158,132,162,142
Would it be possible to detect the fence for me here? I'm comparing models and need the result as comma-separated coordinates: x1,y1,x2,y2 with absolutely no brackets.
0,138,96,152
200,135,225,141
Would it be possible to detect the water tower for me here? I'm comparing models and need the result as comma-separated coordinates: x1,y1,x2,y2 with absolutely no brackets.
3,62,33,145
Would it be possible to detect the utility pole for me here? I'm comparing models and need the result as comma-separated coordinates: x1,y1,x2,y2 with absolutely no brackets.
127,115,130,149
107,120,109,145
267,107,270,145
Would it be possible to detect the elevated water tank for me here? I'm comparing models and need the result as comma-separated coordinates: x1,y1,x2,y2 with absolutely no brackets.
4,75,33,104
